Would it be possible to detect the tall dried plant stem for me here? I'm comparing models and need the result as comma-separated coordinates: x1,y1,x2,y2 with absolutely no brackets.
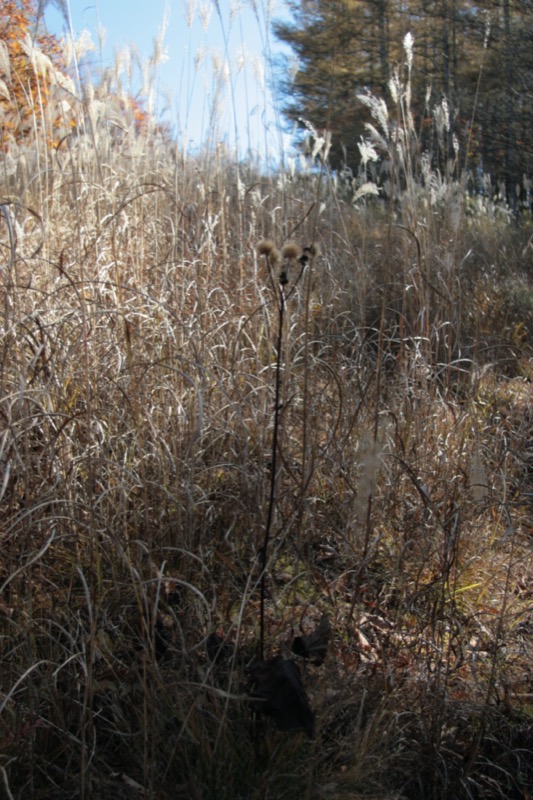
296,256,314,551
259,282,286,661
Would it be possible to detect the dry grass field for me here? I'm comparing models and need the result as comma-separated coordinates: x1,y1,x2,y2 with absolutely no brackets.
1,28,532,800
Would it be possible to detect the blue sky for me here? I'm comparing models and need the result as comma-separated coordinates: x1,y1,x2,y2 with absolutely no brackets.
43,0,292,159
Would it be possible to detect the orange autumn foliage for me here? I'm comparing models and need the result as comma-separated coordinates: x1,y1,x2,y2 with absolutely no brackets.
0,0,64,146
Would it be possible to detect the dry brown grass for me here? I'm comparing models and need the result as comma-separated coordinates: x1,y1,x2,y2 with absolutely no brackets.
1,29,532,800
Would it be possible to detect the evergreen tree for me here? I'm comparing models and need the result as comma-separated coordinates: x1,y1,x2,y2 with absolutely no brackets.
274,0,533,190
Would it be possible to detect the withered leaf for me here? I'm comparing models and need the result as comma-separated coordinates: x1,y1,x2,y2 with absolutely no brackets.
249,656,315,737
291,614,331,665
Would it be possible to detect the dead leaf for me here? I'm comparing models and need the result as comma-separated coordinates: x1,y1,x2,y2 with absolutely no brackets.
249,656,315,737
291,613,331,665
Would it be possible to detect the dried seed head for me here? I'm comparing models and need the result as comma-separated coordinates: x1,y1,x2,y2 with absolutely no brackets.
299,244,322,266
257,239,275,256
282,242,302,260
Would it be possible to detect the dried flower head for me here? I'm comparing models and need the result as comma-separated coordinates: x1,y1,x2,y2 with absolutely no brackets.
282,242,302,260
299,243,322,266
305,244,321,258
257,239,275,256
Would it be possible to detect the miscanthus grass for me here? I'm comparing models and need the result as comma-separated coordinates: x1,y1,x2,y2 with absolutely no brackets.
1,15,532,800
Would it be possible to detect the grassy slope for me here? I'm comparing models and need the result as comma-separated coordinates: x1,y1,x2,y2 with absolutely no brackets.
1,29,533,800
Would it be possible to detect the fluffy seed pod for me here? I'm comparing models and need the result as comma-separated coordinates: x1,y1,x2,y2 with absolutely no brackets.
282,242,302,260
300,244,322,263
257,239,275,256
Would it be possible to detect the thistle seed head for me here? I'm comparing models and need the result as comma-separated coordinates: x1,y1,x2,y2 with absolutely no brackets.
300,243,322,265
282,242,302,260
257,239,276,256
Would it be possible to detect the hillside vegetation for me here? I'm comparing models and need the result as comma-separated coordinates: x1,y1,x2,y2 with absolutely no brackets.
1,18,532,800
